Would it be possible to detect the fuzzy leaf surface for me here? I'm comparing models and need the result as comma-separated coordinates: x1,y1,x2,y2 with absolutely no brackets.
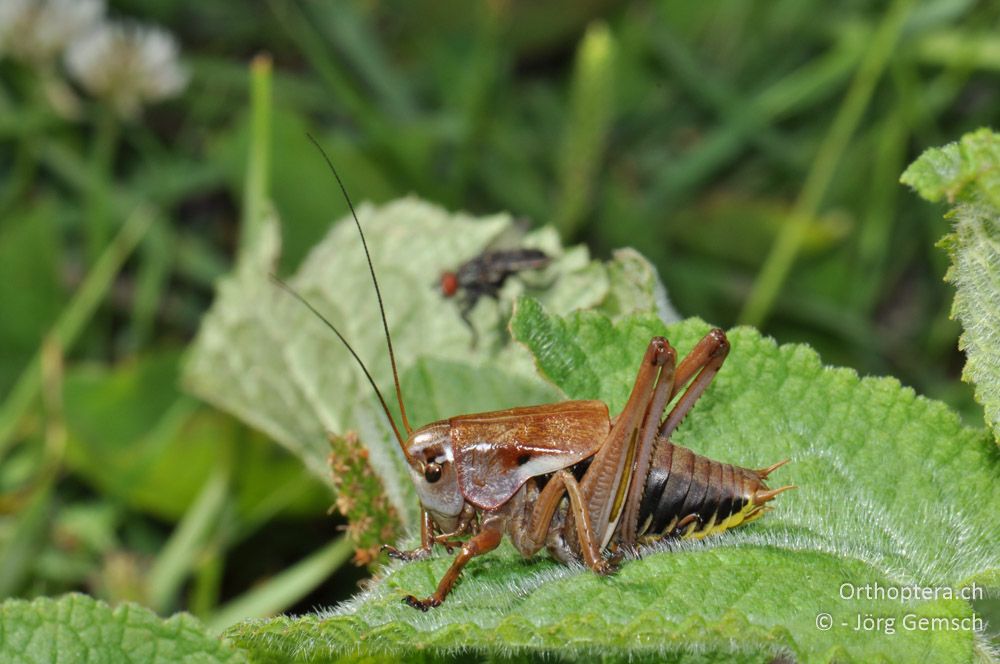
901,127,1000,439
225,306,999,663
0,593,243,663
184,198,674,529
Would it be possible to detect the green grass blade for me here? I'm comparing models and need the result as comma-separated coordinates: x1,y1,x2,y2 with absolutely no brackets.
553,22,617,239
148,461,231,613
740,0,916,327
240,54,272,259
207,536,352,633
0,207,154,456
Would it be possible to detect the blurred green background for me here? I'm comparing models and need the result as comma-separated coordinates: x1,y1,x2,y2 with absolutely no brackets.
1,0,997,630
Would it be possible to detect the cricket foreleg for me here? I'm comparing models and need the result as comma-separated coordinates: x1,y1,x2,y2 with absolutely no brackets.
403,523,502,611
432,509,477,552
382,509,435,561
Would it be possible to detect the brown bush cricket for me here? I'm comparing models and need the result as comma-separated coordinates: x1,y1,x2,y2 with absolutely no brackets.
273,137,794,610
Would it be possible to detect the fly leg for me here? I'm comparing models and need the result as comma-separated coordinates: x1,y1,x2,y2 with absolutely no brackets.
458,295,478,348
458,285,496,349
403,521,502,611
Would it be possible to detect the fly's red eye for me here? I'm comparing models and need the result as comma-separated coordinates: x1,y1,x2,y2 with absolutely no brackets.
440,272,458,297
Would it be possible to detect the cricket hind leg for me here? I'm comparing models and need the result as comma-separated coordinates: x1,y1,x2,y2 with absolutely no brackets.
617,329,729,548
616,341,677,549
659,328,730,439
567,337,673,563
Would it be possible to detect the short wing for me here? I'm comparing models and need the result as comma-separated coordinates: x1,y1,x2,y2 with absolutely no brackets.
451,400,610,509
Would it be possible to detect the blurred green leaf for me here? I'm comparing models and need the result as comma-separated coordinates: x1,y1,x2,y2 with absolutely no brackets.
901,127,1000,440
226,310,998,662
33,502,119,591
740,0,915,328
0,486,53,598
63,351,327,521
148,462,230,613
669,195,852,268
914,28,1000,71
207,536,352,633
306,3,416,121
0,594,244,663
0,207,154,459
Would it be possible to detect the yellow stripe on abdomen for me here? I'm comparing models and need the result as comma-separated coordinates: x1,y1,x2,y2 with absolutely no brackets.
680,498,764,540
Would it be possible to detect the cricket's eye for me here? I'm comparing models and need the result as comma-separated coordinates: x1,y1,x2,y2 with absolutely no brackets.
424,462,442,483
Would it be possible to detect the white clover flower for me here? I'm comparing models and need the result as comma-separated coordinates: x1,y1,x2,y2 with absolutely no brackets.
0,0,104,64
65,21,188,119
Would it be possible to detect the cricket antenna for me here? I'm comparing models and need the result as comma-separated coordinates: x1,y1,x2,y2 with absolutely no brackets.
269,275,407,450
306,133,413,436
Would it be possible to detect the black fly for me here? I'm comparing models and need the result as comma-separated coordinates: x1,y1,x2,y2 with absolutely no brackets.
440,248,550,344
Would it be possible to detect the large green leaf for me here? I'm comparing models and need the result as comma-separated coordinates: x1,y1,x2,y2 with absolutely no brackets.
225,305,998,662
63,351,328,521
901,128,1000,440
0,594,243,663
184,198,675,529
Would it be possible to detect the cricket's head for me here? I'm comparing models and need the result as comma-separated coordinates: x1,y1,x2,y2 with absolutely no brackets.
404,421,465,521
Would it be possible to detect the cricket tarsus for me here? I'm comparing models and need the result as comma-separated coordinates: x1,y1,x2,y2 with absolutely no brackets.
380,544,430,562
306,133,413,435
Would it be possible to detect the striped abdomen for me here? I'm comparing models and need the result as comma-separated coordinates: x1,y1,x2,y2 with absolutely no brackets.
636,438,791,542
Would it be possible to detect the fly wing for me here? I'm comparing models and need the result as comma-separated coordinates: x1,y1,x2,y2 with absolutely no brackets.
496,248,550,272
450,400,610,509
